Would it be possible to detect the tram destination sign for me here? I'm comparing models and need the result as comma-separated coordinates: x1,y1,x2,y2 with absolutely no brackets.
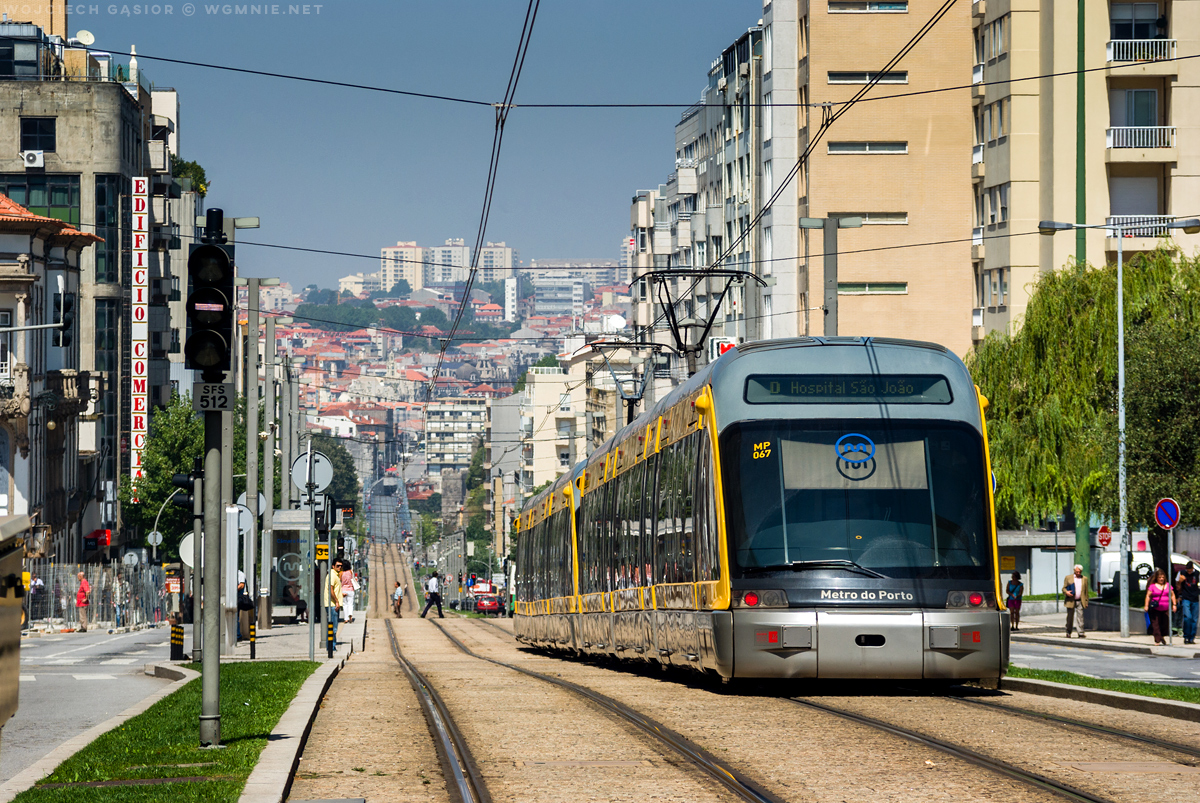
745,374,953,405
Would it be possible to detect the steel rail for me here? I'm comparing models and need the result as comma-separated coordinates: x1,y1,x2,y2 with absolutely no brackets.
787,697,1116,803
944,695,1200,760
381,556,491,803
427,617,786,803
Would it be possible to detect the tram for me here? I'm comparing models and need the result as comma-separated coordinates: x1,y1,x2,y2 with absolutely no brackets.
513,337,1008,681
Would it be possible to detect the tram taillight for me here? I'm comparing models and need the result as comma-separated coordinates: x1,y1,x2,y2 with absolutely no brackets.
744,591,760,607
968,592,984,607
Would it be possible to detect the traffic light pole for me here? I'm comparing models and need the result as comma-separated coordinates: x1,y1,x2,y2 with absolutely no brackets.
244,279,261,619
191,470,203,660
260,315,276,629
200,409,223,746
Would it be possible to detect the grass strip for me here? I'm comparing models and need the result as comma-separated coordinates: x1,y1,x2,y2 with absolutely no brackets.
1007,665,1200,705
14,660,318,803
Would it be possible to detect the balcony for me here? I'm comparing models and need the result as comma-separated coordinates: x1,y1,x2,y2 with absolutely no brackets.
972,64,985,104
972,144,985,181
1107,38,1176,63
971,227,985,259
1105,215,1177,253
972,0,985,24
1105,126,1177,163
972,64,984,84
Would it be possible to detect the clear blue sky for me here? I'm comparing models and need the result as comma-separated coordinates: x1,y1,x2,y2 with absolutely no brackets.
79,1,763,289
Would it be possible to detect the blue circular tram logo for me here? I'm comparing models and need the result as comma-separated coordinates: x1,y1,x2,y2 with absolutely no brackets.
835,433,876,464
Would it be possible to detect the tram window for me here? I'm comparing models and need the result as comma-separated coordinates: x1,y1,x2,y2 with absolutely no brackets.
677,435,698,585
627,461,645,586
695,430,721,583
722,421,991,580
643,453,659,585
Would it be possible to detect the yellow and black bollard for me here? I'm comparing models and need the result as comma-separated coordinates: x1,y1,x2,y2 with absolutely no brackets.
249,621,256,660
170,622,184,661
326,619,334,659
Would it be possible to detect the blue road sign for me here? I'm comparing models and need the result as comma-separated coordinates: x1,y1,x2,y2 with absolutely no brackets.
1154,497,1181,530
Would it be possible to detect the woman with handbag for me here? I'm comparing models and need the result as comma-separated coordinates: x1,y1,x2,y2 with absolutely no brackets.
1143,568,1177,645
340,561,358,624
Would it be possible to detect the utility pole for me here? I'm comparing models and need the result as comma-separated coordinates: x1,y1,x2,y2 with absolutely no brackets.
260,314,288,628
186,208,236,747
242,277,261,622
280,360,293,508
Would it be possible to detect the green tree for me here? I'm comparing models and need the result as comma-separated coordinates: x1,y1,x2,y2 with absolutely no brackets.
410,492,442,518
390,279,412,297
969,248,1200,576
416,513,439,548
118,392,204,558
170,155,209,196
309,434,359,503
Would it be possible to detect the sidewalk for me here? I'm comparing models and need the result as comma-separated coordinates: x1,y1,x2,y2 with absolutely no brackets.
1012,611,1200,658
178,617,366,661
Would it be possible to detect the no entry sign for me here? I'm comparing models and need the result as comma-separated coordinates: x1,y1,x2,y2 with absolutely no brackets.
1154,498,1181,530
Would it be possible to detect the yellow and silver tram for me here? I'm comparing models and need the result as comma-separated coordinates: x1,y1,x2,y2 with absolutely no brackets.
514,337,1009,681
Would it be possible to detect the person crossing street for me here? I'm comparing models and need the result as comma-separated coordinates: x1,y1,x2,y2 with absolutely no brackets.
420,573,444,619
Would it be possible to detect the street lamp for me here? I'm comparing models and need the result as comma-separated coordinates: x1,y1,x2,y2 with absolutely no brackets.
1039,215,1200,637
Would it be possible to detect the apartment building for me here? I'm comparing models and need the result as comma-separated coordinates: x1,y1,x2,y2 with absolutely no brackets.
518,365,589,494
478,241,518,283
337,271,381,296
424,396,487,478
631,0,974,386
381,241,426,294
973,0,1200,338
0,8,193,555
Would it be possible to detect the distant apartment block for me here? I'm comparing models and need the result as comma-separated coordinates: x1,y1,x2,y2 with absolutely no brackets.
424,396,487,476
972,0,1200,340
478,241,518,283
381,241,426,294
338,271,381,296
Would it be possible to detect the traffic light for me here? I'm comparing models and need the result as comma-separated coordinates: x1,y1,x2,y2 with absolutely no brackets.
470,573,477,587
170,458,203,509
457,572,463,585
53,292,75,347
184,216,235,380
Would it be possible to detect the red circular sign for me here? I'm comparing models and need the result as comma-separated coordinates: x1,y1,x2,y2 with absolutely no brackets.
1098,526,1112,547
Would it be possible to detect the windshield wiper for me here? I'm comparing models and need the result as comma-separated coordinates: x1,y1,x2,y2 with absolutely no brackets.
742,560,886,579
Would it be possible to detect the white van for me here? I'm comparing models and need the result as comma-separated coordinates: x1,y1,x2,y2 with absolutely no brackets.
1098,551,1192,593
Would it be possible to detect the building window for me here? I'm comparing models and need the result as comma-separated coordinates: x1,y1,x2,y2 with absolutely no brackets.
828,1,908,11
762,92,772,141
1110,3,1159,40
830,212,908,225
20,118,55,152
827,141,908,153
95,175,125,284
0,310,10,379
827,71,908,84
0,38,41,78
0,175,80,224
838,282,908,294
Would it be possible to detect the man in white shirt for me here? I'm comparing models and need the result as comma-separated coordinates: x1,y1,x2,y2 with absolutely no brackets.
1062,564,1090,638
420,573,444,619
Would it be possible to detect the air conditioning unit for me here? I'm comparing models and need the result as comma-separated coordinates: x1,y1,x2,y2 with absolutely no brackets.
21,150,44,168
717,76,728,90
739,62,749,78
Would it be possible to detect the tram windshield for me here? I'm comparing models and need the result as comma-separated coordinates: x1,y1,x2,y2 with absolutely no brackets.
722,421,991,580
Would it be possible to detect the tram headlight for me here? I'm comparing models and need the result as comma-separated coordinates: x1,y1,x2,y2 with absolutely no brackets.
733,589,788,608
946,590,996,608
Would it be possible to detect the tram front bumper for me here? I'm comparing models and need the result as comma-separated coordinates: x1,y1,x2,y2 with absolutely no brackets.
731,609,1006,680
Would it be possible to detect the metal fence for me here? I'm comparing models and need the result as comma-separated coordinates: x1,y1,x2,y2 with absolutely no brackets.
24,561,169,630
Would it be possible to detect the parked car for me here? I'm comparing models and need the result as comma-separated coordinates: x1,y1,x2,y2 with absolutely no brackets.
474,594,502,616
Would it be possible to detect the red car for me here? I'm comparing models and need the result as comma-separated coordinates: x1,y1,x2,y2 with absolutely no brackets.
474,594,501,616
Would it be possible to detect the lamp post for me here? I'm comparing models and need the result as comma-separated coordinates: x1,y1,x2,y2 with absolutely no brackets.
1039,216,1200,637
799,216,863,336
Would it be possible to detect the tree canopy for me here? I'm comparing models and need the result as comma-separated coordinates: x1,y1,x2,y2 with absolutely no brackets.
969,248,1200,573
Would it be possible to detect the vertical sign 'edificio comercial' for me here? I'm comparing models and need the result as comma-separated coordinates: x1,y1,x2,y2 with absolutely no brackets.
130,176,149,500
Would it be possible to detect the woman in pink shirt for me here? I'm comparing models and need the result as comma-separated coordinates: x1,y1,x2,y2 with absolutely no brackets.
340,563,356,623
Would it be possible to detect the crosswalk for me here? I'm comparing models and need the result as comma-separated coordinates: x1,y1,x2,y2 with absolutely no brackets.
20,674,118,681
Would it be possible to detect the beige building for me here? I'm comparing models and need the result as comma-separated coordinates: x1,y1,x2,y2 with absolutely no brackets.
518,365,589,493
974,0,1200,338
631,0,975,387
381,242,426,294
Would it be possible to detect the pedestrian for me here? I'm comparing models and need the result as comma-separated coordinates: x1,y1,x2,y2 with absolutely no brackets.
392,580,405,617
324,559,343,643
1177,561,1198,645
1062,563,1089,638
420,573,444,619
75,571,90,632
1006,571,1024,631
1143,567,1177,645
340,561,357,624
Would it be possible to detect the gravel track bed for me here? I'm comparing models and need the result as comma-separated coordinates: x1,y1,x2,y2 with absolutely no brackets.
813,692,1200,801
967,690,1200,753
392,615,738,802
286,546,450,802
444,619,1059,803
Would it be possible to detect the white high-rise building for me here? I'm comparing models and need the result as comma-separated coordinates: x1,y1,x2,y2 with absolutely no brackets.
504,276,519,322
426,238,470,285
478,241,519,282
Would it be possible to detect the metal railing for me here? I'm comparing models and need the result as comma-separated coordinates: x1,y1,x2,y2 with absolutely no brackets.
1106,126,1175,148
24,560,170,630
1106,39,1176,62
1106,215,1174,238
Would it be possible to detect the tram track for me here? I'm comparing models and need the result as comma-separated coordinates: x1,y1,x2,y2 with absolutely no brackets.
379,548,491,803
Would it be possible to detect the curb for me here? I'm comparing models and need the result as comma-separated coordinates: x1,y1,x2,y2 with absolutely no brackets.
237,641,356,803
1011,633,1200,658
0,663,200,803
1010,634,1154,655
1003,676,1200,722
